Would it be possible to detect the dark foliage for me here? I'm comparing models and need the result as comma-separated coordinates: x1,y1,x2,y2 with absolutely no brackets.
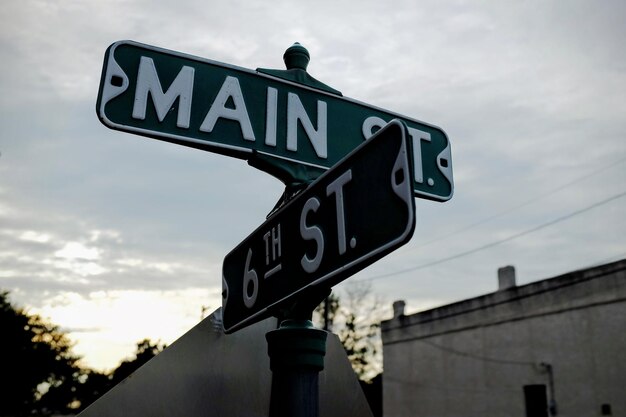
76,339,166,412
314,292,340,331
314,287,381,381
337,310,380,380
0,291,166,415
314,287,383,416
1,291,81,416
110,338,166,385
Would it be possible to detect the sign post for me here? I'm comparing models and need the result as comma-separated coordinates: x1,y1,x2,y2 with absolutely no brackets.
258,119,413,417
96,41,452,416
266,319,328,417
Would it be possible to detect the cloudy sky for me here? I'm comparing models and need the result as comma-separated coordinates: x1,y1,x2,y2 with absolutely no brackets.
1,0,624,371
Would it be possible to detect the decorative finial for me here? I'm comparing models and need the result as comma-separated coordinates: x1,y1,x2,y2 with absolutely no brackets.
283,42,310,71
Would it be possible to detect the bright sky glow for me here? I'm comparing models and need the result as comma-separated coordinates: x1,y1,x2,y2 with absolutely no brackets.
32,288,221,371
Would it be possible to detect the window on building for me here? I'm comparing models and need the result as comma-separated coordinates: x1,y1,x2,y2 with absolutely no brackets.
523,384,549,417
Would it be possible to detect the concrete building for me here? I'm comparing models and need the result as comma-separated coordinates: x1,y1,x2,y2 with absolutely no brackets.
381,259,626,417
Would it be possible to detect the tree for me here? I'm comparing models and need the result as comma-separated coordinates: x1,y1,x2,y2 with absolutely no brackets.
1,290,168,414
0,291,82,416
110,338,166,385
315,292,340,331
74,369,112,412
313,282,384,382
76,338,167,412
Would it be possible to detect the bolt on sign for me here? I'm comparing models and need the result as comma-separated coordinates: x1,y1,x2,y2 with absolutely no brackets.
96,40,453,201
222,120,415,333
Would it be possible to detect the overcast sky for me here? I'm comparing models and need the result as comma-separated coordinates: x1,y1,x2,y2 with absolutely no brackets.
1,0,625,371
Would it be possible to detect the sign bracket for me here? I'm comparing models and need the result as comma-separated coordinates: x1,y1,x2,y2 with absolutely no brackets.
266,181,310,219
267,281,331,417
251,42,341,192
273,285,331,322
257,42,342,96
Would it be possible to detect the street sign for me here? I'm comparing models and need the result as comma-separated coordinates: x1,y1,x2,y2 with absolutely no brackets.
96,40,453,201
222,120,415,333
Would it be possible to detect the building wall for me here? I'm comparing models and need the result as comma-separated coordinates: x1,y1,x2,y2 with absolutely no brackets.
381,260,626,417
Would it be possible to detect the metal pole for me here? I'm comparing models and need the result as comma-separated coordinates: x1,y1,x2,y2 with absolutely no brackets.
264,141,330,417
323,297,330,331
266,319,328,417
541,362,557,416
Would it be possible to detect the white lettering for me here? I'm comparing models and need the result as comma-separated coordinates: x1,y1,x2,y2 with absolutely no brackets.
326,169,352,255
300,197,324,273
263,224,281,265
243,248,258,308
361,116,386,140
287,93,327,159
265,87,278,147
362,117,431,185
407,127,431,184
200,76,255,141
132,56,194,129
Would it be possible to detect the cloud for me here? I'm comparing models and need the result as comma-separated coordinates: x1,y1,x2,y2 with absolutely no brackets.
55,242,102,261
0,203,224,306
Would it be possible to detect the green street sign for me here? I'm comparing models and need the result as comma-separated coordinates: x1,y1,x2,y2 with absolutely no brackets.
96,40,453,201
222,120,415,333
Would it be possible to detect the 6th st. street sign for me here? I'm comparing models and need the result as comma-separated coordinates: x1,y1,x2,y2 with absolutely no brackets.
222,120,415,333
96,40,453,201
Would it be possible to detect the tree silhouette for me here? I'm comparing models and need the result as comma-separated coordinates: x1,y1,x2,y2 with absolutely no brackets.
110,338,166,385
313,284,384,417
1,290,169,414
76,338,166,411
74,369,112,411
313,283,383,382
337,309,380,380
1,291,81,416
315,292,340,331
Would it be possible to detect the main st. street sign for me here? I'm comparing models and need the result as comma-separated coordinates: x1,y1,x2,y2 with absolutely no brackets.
222,120,415,333
96,40,453,201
